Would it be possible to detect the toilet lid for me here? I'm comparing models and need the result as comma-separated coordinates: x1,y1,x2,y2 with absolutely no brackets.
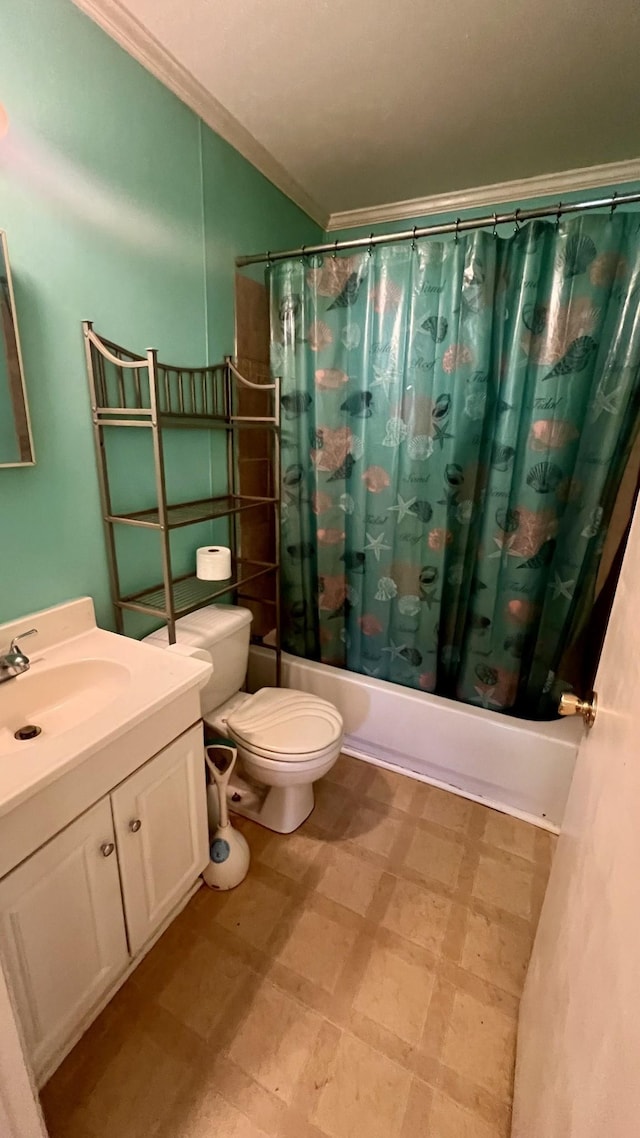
225,688,343,759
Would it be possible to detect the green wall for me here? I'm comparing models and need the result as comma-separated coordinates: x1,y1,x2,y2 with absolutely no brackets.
0,0,320,628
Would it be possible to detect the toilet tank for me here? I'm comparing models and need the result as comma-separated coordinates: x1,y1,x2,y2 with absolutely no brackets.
143,604,252,714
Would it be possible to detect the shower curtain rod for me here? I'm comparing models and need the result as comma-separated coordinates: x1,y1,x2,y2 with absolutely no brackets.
236,189,640,267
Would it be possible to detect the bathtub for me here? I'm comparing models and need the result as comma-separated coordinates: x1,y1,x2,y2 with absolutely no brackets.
248,646,582,831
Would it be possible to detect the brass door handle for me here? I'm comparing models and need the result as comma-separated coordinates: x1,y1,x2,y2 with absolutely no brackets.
558,691,597,729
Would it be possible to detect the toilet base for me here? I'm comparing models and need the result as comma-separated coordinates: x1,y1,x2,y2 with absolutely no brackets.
231,779,315,834
207,768,316,834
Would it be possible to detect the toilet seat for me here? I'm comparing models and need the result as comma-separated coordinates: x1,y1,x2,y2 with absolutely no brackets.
224,688,343,763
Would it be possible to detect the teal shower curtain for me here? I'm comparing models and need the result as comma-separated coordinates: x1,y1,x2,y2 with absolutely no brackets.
269,214,640,719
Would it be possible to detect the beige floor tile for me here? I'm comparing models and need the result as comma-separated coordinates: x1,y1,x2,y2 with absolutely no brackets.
421,786,474,833
312,779,348,830
44,781,543,1138
441,989,516,1102
258,829,325,882
382,876,452,953
228,981,321,1104
472,855,534,920
79,1017,193,1137
326,753,368,790
363,765,419,813
316,847,382,915
461,911,532,997
216,875,289,948
276,907,357,992
400,1078,435,1138
482,811,537,862
42,1105,100,1138
156,937,248,1039
353,943,435,1044
404,827,464,889
534,827,557,869
161,1090,272,1138
430,1090,506,1138
311,1031,412,1138
344,804,405,857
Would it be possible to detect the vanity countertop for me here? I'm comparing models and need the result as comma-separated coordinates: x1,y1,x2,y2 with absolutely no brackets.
0,598,210,818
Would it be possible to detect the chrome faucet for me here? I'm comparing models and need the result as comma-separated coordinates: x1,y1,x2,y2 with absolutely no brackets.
0,628,38,684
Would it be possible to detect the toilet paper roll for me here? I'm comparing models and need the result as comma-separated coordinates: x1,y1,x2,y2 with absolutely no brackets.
196,545,232,581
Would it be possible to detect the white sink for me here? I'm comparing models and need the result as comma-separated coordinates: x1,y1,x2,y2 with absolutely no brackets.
0,598,211,815
0,660,130,755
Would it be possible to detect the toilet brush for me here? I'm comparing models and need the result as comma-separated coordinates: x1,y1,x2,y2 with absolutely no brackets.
203,743,250,890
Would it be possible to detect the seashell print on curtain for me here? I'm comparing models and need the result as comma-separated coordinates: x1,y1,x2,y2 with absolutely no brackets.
268,214,640,719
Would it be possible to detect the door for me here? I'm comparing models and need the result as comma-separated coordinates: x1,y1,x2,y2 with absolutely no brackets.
0,798,128,1081
111,724,209,956
512,501,640,1136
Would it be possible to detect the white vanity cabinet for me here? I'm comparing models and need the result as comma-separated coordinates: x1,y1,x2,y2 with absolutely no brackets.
0,723,209,1082
112,726,209,956
0,797,128,1078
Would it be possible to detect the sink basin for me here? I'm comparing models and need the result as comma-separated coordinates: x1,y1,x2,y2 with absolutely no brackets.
0,660,130,754
0,597,211,815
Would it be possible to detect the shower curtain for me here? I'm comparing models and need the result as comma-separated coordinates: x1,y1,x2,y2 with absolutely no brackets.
269,213,640,719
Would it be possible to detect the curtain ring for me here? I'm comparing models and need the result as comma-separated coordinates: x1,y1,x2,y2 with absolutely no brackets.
368,232,374,257
266,251,272,266
300,244,306,264
513,208,521,234
492,213,498,240
333,239,339,260
411,225,417,252
610,191,618,216
555,202,562,231
454,217,461,245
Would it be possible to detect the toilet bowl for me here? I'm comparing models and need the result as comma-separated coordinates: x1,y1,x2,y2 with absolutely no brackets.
210,686,343,832
144,606,343,834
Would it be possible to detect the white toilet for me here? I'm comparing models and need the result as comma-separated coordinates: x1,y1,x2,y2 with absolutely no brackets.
144,605,343,833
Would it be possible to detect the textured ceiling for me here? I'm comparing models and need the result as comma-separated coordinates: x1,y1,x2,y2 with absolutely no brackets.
112,0,640,219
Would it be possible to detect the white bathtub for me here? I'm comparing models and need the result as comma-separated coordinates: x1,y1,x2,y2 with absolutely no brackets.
248,646,581,831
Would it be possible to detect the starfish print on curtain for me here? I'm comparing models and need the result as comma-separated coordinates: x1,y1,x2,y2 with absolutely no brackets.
269,213,640,718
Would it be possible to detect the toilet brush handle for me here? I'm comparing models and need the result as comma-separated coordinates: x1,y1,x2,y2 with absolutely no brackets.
218,789,229,829
205,743,237,832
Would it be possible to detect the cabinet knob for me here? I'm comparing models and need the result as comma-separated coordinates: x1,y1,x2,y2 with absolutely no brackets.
100,842,115,857
129,818,142,833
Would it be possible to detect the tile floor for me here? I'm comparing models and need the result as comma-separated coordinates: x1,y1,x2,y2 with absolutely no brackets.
41,756,555,1138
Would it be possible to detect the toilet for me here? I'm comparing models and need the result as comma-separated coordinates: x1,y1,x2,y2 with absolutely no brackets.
144,605,343,833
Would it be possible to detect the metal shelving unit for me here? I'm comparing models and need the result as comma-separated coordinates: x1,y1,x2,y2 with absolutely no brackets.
83,322,281,682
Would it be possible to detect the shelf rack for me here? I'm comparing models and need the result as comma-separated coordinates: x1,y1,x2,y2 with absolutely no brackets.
83,322,281,682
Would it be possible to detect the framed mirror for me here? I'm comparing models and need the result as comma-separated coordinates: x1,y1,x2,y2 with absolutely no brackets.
0,231,35,466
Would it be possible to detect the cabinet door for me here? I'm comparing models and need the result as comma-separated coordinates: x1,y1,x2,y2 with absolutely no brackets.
112,724,209,956
0,797,128,1080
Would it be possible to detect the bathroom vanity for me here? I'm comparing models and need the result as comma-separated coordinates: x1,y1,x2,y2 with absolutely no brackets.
0,598,211,1084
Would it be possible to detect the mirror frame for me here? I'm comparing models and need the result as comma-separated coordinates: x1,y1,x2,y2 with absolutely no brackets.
0,230,35,467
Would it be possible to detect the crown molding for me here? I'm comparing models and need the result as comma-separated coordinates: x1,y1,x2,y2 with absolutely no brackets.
71,0,329,229
326,158,640,232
